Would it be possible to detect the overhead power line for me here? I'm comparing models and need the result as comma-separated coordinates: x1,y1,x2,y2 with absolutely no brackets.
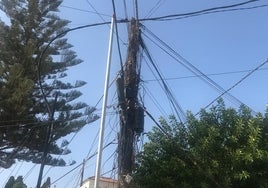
144,67,268,82
85,0,107,22
198,58,268,116
139,0,265,21
50,141,115,185
60,5,111,17
145,0,166,18
141,25,255,112
141,36,187,123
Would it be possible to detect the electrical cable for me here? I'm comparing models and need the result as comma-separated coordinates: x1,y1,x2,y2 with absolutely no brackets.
141,37,187,123
60,5,111,18
50,140,115,185
145,0,166,18
143,108,171,138
112,0,124,72
2,1,266,185
24,164,37,180
3,162,19,186
143,56,176,117
142,85,168,117
122,0,129,21
102,150,117,172
156,4,268,22
142,26,256,113
134,0,139,20
144,67,268,82
85,0,107,23
193,58,268,118
139,0,263,21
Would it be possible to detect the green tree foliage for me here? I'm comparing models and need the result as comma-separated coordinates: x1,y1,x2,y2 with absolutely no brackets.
5,176,27,188
0,0,99,168
4,176,15,188
134,100,268,188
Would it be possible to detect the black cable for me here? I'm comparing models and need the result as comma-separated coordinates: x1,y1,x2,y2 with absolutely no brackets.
50,140,115,185
144,67,268,82
122,0,129,21
155,5,268,22
112,0,124,72
143,56,176,116
134,0,139,20
194,59,268,117
139,0,262,21
141,37,186,122
85,0,107,22
142,26,255,112
141,83,169,117
60,5,111,17
143,108,171,138
145,0,166,18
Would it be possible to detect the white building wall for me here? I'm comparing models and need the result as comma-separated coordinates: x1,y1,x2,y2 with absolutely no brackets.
80,177,118,188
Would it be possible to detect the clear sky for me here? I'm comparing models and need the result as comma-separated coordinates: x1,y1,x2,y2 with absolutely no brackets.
1,0,268,187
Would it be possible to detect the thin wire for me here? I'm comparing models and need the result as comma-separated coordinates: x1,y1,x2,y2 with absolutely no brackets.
144,67,268,82
42,132,79,179
156,5,268,22
60,5,111,17
145,0,166,18
141,83,169,117
143,108,171,138
134,0,139,20
24,164,37,180
85,0,106,22
139,0,262,21
102,150,117,171
66,170,81,188
14,161,23,177
143,53,176,117
194,59,268,118
112,0,124,71
142,26,255,113
141,37,187,122
3,163,19,185
51,141,115,185
122,0,129,20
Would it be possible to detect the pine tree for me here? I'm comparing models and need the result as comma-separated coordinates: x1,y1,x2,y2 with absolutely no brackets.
0,0,98,168
4,176,27,188
4,176,15,188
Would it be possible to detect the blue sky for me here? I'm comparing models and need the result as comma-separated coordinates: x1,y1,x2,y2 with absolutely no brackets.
0,0,268,187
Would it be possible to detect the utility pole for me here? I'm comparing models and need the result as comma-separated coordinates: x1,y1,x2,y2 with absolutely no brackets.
117,18,144,188
94,15,115,188
80,159,85,187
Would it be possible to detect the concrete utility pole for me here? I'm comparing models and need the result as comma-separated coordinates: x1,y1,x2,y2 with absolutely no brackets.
117,18,144,188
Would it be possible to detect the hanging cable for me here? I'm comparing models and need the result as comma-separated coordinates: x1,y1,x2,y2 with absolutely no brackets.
143,56,176,116
139,0,263,21
140,83,169,117
85,0,107,22
60,5,111,17
144,67,268,82
134,0,139,20
141,25,256,113
145,0,166,18
140,36,186,123
112,0,124,72
50,140,115,185
122,0,129,21
194,58,268,117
